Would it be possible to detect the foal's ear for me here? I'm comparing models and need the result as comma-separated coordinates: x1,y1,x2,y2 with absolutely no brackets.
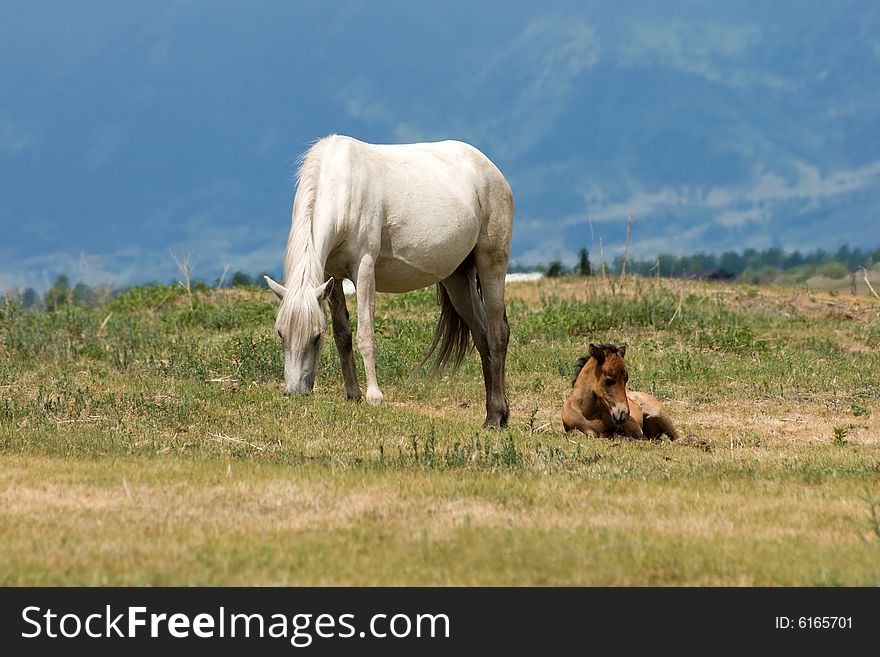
588,343,604,362
618,345,627,358
264,276,287,300
315,277,335,302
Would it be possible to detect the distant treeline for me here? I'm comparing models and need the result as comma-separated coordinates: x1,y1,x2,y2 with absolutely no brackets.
2,271,274,311
522,244,880,284
4,244,880,310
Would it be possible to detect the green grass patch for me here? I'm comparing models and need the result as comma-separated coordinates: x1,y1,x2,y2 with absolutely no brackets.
2,277,879,584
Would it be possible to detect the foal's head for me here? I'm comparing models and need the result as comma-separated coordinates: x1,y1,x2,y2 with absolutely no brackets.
265,275,334,395
587,343,631,425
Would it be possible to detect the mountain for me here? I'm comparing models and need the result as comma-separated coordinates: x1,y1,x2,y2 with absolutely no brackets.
1,0,878,290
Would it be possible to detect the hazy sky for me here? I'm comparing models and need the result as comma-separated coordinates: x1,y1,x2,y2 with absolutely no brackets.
2,1,878,290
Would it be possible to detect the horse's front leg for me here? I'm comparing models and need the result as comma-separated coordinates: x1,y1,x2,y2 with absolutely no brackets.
566,416,609,438
355,254,383,405
562,400,606,437
328,281,361,401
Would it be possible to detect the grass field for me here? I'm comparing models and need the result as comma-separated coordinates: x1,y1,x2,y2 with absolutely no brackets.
2,276,879,585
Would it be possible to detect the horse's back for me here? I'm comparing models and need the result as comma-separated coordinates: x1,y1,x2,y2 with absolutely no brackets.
627,390,666,418
318,135,510,207
315,136,512,292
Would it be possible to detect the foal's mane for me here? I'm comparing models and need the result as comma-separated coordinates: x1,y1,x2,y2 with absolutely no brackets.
571,343,622,387
275,138,334,340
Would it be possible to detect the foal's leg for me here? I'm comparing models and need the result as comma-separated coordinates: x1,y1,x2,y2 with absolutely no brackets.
631,391,682,441
643,414,682,441
562,402,609,437
328,281,361,401
473,255,510,429
355,254,383,405
617,416,645,440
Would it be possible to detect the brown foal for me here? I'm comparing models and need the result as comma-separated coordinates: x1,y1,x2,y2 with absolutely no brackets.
562,343,681,441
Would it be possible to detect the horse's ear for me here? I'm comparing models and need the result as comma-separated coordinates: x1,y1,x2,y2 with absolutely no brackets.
589,343,604,362
315,277,335,302
618,344,626,358
264,276,287,300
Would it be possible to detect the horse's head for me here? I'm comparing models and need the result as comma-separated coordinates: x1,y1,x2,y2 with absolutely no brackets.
265,275,334,395
589,343,631,425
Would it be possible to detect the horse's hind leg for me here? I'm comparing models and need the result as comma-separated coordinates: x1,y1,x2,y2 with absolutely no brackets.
328,280,361,401
440,263,493,414
643,414,682,441
473,249,511,430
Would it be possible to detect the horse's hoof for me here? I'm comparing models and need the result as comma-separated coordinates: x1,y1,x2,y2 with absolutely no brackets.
366,389,384,405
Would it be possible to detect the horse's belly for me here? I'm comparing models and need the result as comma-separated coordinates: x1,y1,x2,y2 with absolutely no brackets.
373,212,480,293
374,260,447,292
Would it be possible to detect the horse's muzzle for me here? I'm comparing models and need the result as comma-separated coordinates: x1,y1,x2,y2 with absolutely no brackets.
611,408,630,425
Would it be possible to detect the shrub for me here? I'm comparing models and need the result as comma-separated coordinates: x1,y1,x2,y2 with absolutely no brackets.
815,261,849,279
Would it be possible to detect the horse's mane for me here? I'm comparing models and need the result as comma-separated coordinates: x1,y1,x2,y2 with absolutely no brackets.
275,137,334,340
571,343,621,386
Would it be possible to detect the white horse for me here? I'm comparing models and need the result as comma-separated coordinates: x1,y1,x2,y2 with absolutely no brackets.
265,135,514,428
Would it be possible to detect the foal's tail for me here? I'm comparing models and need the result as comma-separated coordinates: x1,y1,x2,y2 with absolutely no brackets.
416,283,472,376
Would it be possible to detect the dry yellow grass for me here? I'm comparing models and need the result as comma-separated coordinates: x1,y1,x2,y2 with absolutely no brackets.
2,453,878,585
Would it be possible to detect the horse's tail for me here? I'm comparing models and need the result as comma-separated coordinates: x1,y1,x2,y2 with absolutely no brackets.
417,283,472,376
571,355,590,387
